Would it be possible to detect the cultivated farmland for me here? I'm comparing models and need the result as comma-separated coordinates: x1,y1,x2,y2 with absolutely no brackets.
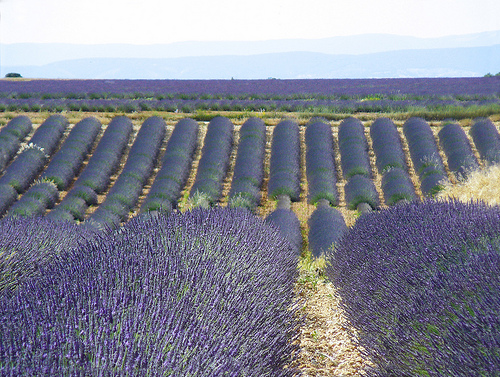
0,78,500,376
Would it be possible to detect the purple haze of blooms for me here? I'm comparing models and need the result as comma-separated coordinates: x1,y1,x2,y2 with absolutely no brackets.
268,119,301,201
438,122,479,180
190,116,234,204
469,117,500,165
325,200,500,377
305,118,339,205
1,77,500,96
338,117,371,179
0,216,97,297
142,118,199,212
0,209,301,376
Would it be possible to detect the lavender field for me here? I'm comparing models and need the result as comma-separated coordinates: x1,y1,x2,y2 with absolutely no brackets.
0,78,499,376
1,77,500,118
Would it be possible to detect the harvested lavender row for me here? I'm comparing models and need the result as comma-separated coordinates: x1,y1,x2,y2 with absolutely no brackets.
141,118,198,212
265,208,302,255
0,216,97,297
403,117,447,196
381,167,417,205
88,117,166,227
469,117,500,165
268,119,301,201
308,203,347,258
438,122,479,180
344,174,379,210
7,181,59,218
0,115,32,172
338,117,371,179
305,118,338,205
229,117,266,210
370,117,407,174
190,116,234,205
326,200,500,377
0,115,69,194
72,116,133,194
40,117,102,190
0,209,301,376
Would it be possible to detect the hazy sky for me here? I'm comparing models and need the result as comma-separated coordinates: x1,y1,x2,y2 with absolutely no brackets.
1,0,500,44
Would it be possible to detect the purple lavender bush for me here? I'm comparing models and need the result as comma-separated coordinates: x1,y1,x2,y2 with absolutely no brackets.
344,175,380,210
469,117,500,165
308,203,347,257
381,167,417,205
90,116,166,225
0,209,301,376
73,116,132,193
370,117,407,174
0,115,32,172
338,117,371,179
0,216,97,297
438,122,479,180
141,118,198,212
190,116,233,205
326,200,500,376
305,118,338,205
229,117,266,210
265,208,302,255
40,116,101,190
268,119,301,201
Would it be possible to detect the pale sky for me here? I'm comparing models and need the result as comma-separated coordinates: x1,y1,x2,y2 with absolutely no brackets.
1,0,500,44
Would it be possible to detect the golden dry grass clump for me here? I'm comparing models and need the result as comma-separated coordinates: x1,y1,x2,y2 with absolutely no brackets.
437,163,500,206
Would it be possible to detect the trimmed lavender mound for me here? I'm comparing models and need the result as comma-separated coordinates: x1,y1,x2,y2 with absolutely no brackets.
326,200,500,377
0,209,301,376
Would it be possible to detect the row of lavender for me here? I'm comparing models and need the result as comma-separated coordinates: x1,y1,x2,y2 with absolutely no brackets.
0,114,498,240
2,77,500,116
3,77,500,96
3,97,500,115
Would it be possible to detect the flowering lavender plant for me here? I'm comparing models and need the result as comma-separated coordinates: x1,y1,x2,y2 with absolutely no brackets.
326,200,500,376
0,209,301,376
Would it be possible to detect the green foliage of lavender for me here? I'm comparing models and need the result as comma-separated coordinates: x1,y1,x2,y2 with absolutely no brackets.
326,200,500,376
0,209,301,376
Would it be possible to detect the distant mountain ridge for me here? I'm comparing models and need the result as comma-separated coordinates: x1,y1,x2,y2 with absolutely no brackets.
2,31,500,79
